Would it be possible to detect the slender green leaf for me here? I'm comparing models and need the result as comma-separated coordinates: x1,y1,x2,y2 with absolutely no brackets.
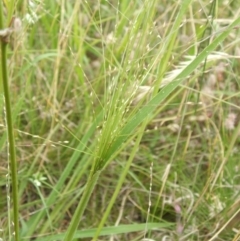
33,222,173,241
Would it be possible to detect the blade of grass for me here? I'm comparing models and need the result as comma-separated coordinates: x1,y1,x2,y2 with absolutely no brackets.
154,0,193,94
63,170,100,241
2,0,14,23
34,222,173,241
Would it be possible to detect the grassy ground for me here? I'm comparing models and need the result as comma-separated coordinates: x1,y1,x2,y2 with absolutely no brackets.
1,0,240,240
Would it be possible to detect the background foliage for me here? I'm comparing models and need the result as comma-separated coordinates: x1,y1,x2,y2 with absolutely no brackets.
1,0,240,240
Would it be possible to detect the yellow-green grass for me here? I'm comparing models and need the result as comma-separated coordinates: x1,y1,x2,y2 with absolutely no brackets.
1,0,240,240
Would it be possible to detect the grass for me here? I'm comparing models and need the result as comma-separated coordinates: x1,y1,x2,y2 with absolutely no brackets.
1,0,240,240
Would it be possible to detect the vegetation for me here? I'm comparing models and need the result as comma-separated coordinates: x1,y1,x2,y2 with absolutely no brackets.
1,0,240,240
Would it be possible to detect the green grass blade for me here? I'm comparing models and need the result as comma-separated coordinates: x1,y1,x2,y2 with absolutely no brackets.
63,171,101,241
155,0,193,92
33,222,173,241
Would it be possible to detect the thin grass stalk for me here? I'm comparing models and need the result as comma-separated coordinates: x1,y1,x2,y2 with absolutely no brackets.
63,171,101,241
154,0,193,94
92,121,148,241
0,2,19,241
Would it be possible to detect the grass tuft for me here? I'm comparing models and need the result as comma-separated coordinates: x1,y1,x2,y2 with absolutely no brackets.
1,0,240,241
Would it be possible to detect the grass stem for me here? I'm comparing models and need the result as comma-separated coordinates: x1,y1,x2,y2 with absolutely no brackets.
0,2,19,241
